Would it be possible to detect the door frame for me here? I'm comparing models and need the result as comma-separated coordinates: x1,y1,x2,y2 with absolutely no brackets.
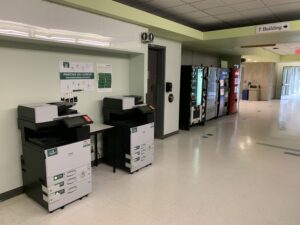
148,44,166,139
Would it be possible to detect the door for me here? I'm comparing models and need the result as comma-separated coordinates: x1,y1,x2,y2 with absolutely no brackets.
147,45,165,139
281,67,300,100
281,67,291,99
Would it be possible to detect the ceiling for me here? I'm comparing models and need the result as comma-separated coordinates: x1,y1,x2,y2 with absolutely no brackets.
114,0,300,31
264,42,300,55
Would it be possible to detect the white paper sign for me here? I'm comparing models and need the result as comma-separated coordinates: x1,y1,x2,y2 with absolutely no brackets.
59,61,95,93
256,22,290,34
97,64,112,92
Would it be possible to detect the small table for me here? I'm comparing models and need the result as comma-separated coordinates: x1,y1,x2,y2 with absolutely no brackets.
89,123,115,172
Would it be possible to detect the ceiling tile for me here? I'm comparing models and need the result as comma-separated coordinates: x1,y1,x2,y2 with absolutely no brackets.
168,4,198,14
193,16,222,24
215,12,245,21
222,0,252,3
180,10,209,19
239,8,274,18
269,2,300,14
148,0,183,8
262,0,300,6
181,0,203,3
231,1,265,11
204,6,235,15
192,0,225,10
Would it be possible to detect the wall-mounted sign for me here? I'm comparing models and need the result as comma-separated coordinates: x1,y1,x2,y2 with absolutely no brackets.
59,61,95,93
97,64,112,92
141,32,154,43
256,22,290,34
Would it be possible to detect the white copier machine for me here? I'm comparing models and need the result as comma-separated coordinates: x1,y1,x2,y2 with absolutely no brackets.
18,102,93,212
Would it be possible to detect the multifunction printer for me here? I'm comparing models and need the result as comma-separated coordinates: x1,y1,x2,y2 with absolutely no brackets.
102,96,155,173
18,102,93,212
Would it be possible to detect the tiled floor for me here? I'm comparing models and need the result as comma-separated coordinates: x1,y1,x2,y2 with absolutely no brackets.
1,100,300,225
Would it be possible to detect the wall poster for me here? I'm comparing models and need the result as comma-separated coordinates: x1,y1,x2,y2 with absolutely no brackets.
97,63,112,92
59,61,95,92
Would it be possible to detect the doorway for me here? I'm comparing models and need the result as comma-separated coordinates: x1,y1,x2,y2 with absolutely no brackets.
147,45,165,139
281,66,300,100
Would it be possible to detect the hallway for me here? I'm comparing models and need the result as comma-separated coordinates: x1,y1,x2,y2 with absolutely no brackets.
1,100,300,225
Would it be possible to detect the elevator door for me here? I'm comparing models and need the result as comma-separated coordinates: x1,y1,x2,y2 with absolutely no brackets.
147,45,165,139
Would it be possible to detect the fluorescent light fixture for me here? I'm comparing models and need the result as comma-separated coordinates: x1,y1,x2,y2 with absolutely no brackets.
0,20,111,48
35,34,76,43
0,29,29,37
77,39,110,47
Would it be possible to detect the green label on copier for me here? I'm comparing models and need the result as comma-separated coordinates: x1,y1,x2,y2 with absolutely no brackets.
47,148,58,157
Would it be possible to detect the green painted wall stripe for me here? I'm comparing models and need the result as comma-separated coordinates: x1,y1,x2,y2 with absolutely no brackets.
281,55,300,62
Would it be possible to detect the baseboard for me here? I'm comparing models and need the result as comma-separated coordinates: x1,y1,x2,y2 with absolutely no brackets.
0,186,24,202
163,130,179,139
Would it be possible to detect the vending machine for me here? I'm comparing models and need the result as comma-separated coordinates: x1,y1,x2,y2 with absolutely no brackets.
229,66,240,114
206,67,219,121
179,65,207,130
218,68,230,117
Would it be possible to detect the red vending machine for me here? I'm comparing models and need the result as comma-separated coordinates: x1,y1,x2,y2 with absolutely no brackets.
229,66,240,114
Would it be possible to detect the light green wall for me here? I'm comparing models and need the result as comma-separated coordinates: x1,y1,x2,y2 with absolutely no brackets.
280,55,300,62
0,42,133,194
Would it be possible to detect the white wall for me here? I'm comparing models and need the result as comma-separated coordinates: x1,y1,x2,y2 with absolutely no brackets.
0,0,146,53
0,43,134,194
276,62,300,99
0,0,150,195
152,38,182,135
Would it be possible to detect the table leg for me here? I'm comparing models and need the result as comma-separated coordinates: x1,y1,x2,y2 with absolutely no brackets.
113,129,116,173
94,134,98,167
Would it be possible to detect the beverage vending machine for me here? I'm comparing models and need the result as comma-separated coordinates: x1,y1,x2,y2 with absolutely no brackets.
229,66,240,114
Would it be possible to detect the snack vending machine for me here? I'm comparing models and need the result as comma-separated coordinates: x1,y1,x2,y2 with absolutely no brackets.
179,65,207,130
229,66,240,114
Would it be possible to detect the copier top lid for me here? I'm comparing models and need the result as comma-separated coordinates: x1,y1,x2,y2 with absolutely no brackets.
107,96,132,100
48,102,75,114
19,103,51,108
18,102,78,124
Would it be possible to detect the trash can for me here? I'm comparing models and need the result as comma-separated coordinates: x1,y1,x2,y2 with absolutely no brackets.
242,89,249,100
248,84,260,101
